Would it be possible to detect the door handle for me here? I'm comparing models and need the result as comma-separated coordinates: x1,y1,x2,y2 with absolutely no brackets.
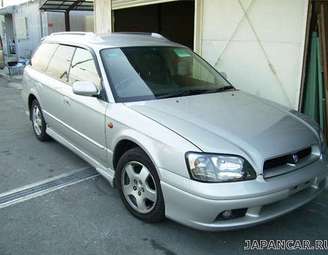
63,96,71,105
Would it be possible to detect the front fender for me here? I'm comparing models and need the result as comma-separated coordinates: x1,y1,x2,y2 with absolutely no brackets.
106,104,200,178
111,129,166,178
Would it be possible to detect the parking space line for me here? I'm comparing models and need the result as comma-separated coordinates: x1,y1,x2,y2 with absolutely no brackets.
0,167,99,209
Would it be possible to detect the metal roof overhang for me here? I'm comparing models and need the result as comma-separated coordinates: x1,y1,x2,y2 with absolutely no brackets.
0,6,15,15
40,0,94,12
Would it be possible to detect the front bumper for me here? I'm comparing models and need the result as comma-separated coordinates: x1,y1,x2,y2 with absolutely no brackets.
159,158,328,231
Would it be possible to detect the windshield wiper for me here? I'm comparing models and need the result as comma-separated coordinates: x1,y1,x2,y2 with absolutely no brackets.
157,89,206,99
207,85,235,93
157,86,235,99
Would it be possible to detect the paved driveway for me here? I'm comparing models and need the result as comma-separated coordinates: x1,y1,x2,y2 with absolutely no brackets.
0,76,327,255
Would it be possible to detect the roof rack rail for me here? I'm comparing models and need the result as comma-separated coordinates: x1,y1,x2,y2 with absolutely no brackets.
113,32,168,40
50,32,95,37
150,33,167,40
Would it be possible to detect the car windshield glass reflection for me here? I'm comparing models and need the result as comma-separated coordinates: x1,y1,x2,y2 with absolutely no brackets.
101,47,233,102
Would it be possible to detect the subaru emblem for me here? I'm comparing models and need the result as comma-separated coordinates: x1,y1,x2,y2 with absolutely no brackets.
292,154,299,164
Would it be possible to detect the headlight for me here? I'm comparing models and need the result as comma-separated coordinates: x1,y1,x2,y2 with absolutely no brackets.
186,152,256,183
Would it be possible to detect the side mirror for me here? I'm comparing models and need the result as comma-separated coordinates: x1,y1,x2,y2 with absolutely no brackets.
72,81,99,97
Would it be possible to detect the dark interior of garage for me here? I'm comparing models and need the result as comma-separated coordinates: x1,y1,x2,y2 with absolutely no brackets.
113,0,194,49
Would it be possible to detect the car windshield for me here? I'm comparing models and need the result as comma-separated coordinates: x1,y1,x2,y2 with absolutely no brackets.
101,46,233,102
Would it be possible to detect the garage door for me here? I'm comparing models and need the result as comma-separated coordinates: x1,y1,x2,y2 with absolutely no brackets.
113,1,194,49
112,0,178,10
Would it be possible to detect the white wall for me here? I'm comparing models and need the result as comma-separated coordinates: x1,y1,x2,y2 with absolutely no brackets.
13,0,42,59
3,0,29,7
199,0,308,109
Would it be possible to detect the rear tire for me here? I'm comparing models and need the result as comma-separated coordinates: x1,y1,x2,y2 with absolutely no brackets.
116,147,165,223
30,99,50,141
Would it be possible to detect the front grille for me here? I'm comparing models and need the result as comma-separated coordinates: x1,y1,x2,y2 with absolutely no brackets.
262,147,317,179
264,147,312,170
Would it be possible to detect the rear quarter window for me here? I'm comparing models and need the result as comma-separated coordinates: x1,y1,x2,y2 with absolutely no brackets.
31,43,58,72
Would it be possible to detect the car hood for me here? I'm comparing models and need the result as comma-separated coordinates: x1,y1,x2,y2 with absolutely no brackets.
125,91,319,171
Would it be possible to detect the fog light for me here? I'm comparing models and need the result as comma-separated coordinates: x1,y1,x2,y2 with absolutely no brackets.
216,208,248,221
221,210,232,219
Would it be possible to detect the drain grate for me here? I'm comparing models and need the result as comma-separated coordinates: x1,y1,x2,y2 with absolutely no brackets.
0,167,99,209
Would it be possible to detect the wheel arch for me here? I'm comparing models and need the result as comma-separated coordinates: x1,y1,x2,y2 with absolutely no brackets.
111,134,162,180
113,139,140,170
27,86,42,117
28,93,38,120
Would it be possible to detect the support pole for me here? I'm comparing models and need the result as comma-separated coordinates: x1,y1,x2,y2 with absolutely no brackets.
94,0,112,33
65,11,70,31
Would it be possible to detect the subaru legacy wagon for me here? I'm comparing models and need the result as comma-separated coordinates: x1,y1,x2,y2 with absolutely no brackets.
22,32,328,231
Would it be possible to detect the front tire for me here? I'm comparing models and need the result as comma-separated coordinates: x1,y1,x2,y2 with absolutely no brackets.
116,147,165,223
30,99,50,141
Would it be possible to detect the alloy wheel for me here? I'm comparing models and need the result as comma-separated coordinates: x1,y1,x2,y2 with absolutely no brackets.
121,161,157,214
32,104,43,136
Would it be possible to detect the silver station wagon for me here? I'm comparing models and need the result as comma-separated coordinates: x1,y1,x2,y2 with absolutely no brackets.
22,32,328,231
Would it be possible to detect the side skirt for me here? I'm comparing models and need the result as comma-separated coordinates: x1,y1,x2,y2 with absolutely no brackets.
46,128,115,187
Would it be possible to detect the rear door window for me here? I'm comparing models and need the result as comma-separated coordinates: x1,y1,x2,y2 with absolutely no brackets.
31,43,58,72
68,48,101,89
46,45,75,83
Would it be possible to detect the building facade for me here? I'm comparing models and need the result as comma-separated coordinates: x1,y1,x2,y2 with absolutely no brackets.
0,0,93,64
94,0,309,110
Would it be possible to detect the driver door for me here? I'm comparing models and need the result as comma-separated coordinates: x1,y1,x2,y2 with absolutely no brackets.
60,47,108,167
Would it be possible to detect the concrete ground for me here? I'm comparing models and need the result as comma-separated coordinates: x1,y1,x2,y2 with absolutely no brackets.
0,76,327,255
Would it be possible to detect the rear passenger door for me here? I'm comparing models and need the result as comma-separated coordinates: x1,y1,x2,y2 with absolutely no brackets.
29,43,58,122
41,44,76,136
60,47,108,167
